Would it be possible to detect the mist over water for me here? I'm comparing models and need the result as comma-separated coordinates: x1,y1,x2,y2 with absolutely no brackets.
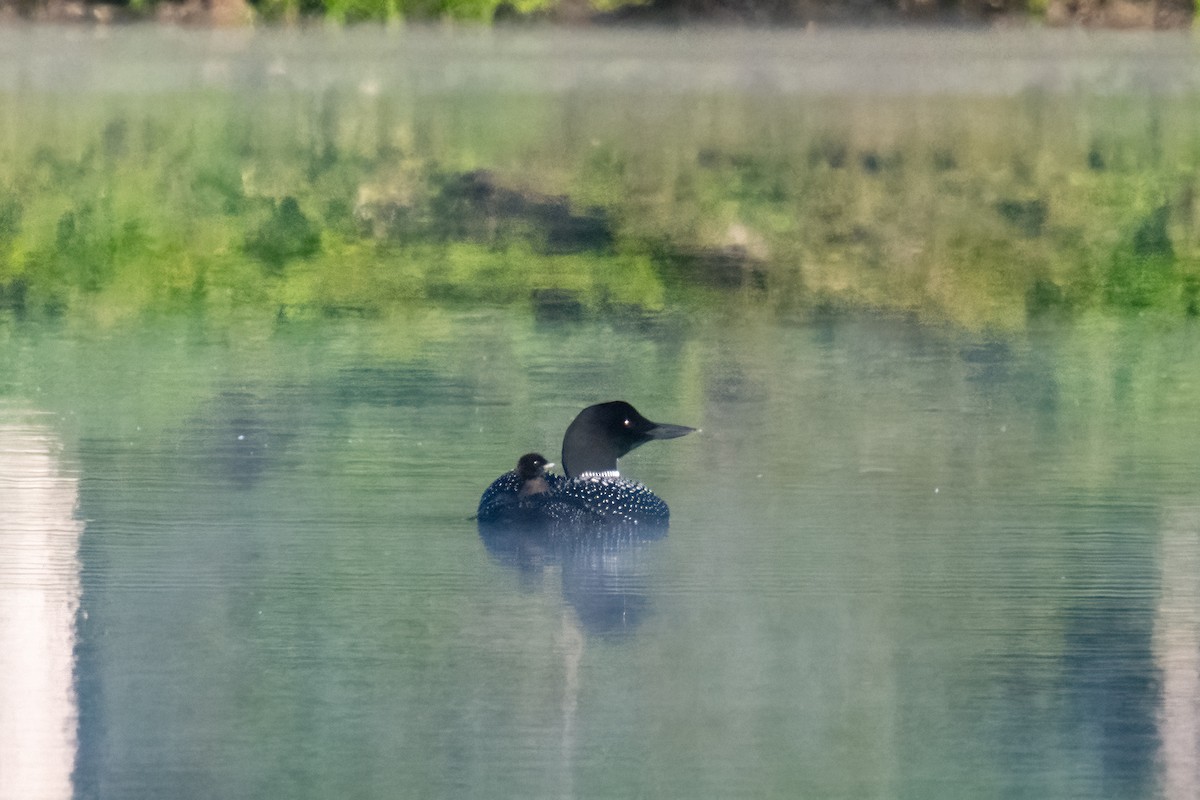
1,27,1197,96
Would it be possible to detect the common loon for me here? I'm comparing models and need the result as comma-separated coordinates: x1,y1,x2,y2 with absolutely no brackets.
476,401,694,528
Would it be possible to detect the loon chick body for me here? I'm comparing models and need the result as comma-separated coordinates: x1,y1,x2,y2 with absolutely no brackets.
477,401,693,528
477,453,561,525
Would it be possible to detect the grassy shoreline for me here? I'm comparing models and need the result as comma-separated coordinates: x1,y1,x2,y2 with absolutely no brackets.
2,39,1200,331
2,0,1193,27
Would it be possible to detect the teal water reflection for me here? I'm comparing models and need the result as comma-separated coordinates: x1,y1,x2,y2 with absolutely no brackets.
2,309,1197,798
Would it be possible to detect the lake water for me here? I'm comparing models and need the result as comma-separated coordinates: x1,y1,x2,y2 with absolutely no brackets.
3,308,1199,799
2,26,1200,800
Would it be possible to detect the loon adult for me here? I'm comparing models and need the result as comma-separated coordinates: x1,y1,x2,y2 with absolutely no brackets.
476,401,694,528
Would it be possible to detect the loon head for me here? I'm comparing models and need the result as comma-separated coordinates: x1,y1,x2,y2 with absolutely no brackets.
561,401,694,479
515,452,554,496
516,452,553,479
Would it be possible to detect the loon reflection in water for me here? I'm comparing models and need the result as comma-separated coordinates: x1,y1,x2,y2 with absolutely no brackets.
477,401,694,529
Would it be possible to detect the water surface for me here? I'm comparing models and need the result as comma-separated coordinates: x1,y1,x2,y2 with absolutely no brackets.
2,307,1198,799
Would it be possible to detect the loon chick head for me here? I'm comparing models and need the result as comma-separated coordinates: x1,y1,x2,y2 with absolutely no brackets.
515,452,555,497
561,401,694,479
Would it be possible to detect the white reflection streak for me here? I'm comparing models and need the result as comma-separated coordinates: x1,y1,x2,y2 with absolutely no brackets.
0,422,81,800
1154,506,1200,800
558,610,583,800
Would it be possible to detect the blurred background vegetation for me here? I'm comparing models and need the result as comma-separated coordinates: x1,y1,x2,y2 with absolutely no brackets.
0,0,1193,26
3,39,1200,331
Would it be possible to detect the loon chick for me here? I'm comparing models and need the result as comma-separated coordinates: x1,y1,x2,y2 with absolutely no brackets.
516,452,554,497
477,452,561,525
553,401,694,526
